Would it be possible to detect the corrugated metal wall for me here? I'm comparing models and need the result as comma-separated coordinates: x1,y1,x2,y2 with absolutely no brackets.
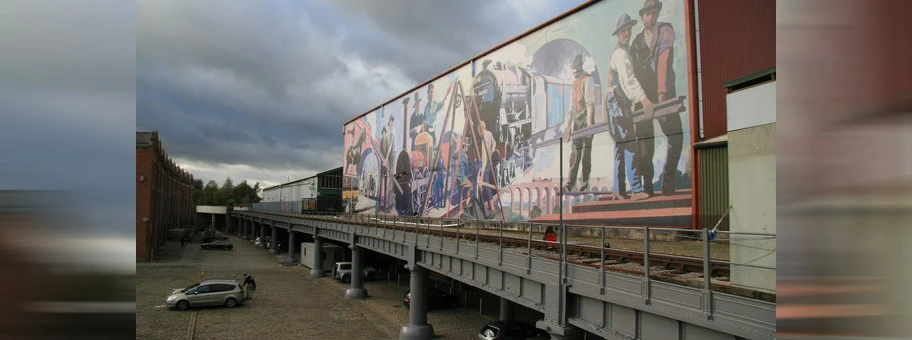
697,0,775,138
698,145,729,230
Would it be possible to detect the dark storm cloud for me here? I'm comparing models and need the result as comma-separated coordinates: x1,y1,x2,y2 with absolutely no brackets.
328,0,580,83
138,0,581,185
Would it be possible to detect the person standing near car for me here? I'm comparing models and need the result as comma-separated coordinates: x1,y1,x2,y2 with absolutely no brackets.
242,273,256,300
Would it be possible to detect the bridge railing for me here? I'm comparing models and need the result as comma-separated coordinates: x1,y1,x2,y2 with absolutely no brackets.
242,205,775,298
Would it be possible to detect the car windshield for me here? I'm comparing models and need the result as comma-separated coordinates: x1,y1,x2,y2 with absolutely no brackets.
180,283,200,293
340,264,351,270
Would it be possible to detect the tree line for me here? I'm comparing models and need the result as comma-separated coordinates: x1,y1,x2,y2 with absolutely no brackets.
193,177,263,206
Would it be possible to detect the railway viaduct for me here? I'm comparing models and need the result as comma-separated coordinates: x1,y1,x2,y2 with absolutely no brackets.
230,211,774,340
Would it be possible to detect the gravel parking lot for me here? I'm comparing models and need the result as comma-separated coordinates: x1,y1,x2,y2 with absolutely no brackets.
137,234,498,340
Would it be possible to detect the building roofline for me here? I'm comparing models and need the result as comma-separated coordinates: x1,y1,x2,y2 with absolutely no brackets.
342,0,599,126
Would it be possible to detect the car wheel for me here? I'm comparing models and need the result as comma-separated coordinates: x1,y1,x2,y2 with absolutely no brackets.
177,300,189,311
225,298,237,308
342,275,351,283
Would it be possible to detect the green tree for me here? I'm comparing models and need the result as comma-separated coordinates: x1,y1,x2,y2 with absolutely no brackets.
192,179,204,205
219,177,235,205
202,180,219,205
250,182,262,203
194,177,262,206
233,180,250,206
233,180,262,206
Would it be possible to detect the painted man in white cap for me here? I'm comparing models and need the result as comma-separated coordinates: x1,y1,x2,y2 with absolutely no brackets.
607,13,656,201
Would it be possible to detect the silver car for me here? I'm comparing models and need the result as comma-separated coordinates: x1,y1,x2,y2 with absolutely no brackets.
166,279,246,311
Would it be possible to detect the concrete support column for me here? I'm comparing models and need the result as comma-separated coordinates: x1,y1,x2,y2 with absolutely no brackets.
499,297,514,321
345,244,368,299
400,265,434,340
259,223,267,249
270,225,278,254
309,236,325,278
210,214,216,230
287,230,297,264
535,322,583,340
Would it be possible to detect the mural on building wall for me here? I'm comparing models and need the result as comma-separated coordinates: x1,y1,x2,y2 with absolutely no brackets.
343,0,693,227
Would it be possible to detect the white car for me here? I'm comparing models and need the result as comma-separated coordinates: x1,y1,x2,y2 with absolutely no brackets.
333,262,378,283
254,237,272,248
166,279,246,311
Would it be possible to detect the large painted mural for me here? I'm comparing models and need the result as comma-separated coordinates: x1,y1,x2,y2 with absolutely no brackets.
343,0,693,227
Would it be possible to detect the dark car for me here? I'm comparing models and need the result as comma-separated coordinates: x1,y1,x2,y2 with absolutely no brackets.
201,235,229,243
201,240,233,250
403,287,461,310
478,321,548,340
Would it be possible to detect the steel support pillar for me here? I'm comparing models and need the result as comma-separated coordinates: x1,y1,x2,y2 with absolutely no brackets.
310,236,325,278
287,230,297,265
400,265,434,340
500,297,514,321
535,322,583,340
345,244,367,299
270,225,278,254
259,223,267,249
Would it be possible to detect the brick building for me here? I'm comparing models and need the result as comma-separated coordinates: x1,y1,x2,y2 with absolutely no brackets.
136,131,195,261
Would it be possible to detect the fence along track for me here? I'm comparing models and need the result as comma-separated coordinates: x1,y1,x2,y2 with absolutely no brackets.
262,212,731,277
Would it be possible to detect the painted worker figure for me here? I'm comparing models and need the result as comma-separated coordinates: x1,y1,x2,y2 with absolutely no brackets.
607,13,655,201
450,137,473,215
408,92,426,146
345,128,364,170
563,53,598,193
630,0,683,196
423,84,444,141
379,115,396,212
432,157,446,208
478,120,498,213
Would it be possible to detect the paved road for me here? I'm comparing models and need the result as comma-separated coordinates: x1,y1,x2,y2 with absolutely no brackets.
137,234,497,340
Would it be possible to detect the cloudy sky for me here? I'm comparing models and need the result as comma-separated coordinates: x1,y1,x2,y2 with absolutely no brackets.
137,0,584,190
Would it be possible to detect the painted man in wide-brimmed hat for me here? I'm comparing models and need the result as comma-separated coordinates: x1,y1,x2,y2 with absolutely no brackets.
630,0,683,196
408,91,426,144
563,52,598,193
607,13,655,201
